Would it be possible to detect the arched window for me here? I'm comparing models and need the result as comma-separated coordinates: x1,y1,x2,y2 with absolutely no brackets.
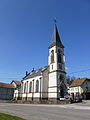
51,50,54,63
36,80,39,92
58,49,63,63
58,53,62,63
22,82,24,93
29,82,32,93
58,49,64,64
24,83,26,93
26,81,28,92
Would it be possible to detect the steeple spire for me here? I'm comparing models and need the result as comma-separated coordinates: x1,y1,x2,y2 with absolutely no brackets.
49,22,64,49
54,17,57,24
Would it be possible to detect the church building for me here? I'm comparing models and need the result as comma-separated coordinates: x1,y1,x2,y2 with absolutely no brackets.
21,23,68,101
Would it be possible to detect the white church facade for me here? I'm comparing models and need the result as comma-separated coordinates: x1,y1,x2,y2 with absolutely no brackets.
21,24,68,101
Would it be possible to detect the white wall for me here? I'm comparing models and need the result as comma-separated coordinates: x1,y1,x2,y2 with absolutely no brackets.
48,45,66,99
69,86,83,96
12,82,17,88
48,72,57,98
14,89,18,98
22,75,42,98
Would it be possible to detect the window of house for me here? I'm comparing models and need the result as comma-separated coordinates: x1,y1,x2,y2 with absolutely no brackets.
29,82,32,93
36,80,39,92
86,87,88,90
51,50,54,63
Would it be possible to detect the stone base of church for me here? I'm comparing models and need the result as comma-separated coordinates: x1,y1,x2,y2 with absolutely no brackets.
48,98,58,102
22,97,26,101
26,97,32,101
21,97,40,102
20,97,70,104
33,98,40,102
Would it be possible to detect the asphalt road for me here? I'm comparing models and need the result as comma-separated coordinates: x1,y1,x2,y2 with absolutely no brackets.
0,102,90,120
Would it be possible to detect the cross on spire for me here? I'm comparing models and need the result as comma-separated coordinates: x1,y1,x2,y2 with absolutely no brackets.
54,17,57,24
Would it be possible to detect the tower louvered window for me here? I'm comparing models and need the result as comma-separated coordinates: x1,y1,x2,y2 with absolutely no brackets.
58,49,63,63
58,54,62,63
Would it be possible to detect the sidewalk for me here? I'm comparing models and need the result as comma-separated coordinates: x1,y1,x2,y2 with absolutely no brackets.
82,100,90,104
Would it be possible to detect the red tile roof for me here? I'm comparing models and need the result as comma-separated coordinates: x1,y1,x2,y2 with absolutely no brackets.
12,80,21,85
70,78,90,87
0,82,15,88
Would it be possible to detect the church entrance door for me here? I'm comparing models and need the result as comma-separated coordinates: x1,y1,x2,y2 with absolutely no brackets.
60,87,64,98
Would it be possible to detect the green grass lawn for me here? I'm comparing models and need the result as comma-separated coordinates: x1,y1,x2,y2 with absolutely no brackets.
0,113,24,120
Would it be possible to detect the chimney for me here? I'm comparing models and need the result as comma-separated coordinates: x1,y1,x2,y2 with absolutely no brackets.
26,71,28,76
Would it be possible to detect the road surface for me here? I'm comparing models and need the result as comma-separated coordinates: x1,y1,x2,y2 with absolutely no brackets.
0,102,90,120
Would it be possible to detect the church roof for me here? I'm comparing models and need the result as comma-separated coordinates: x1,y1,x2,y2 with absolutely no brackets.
49,24,64,49
22,66,48,80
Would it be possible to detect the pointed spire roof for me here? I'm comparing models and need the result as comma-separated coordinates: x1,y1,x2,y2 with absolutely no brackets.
49,24,64,49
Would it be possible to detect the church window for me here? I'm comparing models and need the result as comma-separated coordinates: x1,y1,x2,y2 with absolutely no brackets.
22,82,23,92
36,80,39,92
27,81,28,92
24,83,26,93
29,82,32,93
52,65,53,70
51,50,54,63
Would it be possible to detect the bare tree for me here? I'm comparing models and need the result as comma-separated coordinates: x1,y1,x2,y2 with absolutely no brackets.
66,75,76,85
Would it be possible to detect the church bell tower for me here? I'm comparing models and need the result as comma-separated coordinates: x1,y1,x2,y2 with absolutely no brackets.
48,23,67,100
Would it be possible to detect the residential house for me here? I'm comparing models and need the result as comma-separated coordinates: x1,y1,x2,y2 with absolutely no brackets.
69,78,90,100
11,80,21,100
0,82,15,100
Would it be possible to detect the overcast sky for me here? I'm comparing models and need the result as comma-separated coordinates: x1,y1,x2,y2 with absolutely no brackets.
0,0,90,83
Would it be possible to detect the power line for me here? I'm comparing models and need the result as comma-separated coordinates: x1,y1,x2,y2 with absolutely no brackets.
0,68,90,79
69,68,90,75
0,78,22,79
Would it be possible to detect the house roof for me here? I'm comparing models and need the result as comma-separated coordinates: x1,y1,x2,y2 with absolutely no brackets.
22,66,48,80
0,82,15,89
11,80,21,85
49,24,64,49
70,78,89,87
